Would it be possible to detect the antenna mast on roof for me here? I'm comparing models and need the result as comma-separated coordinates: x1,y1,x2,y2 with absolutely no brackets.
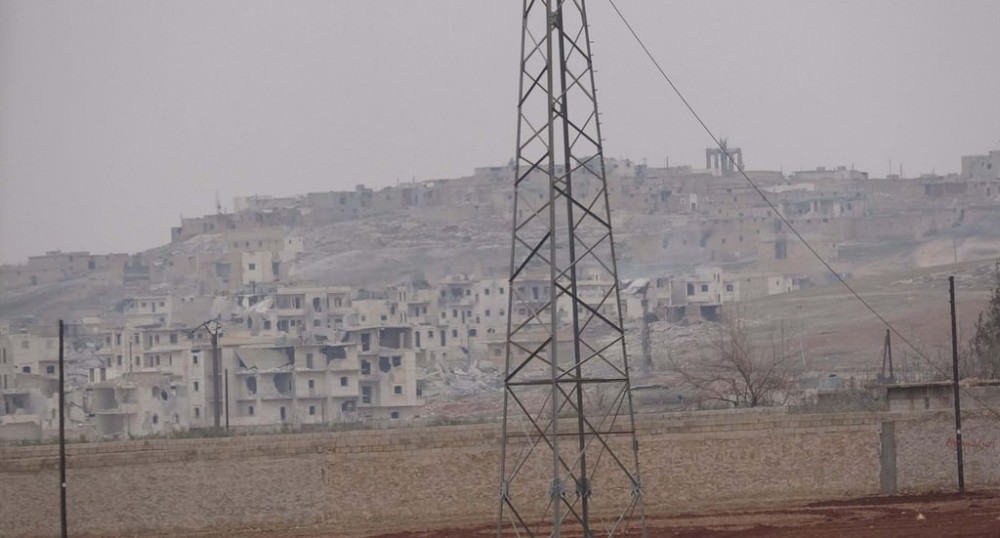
497,2,647,535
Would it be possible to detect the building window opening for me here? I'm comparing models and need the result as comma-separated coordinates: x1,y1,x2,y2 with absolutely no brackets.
273,373,293,396
775,240,788,260
394,385,403,395
390,411,400,419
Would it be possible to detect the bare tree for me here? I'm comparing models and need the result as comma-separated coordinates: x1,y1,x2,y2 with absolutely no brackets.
969,260,1000,378
670,310,800,408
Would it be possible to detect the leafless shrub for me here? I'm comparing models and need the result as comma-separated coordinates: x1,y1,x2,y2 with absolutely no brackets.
968,260,1000,379
669,308,800,408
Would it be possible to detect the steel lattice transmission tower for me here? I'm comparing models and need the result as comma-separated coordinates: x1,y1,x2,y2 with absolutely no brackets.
498,1,647,536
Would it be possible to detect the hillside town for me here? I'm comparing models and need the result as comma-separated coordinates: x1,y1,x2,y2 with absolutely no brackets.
2,146,999,442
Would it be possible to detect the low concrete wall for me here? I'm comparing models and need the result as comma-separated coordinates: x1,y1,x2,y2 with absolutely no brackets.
893,412,1000,492
0,421,40,443
0,408,996,537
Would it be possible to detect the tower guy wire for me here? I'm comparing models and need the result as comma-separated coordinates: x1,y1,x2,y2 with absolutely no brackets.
606,0,1000,422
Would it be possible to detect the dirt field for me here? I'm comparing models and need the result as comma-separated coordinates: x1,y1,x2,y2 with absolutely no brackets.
366,491,1000,538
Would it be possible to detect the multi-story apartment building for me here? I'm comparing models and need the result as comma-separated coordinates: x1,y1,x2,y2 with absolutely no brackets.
0,325,83,437
345,326,422,420
89,371,189,437
2,259,817,443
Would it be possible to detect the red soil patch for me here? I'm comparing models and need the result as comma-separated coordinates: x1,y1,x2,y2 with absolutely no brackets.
365,491,1000,538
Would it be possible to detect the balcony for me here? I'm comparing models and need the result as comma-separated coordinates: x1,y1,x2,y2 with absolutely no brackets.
328,385,358,398
439,294,474,306
324,358,361,372
256,394,295,402
93,403,140,415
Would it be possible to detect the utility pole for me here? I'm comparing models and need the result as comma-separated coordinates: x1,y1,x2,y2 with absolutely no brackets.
949,276,965,492
191,319,223,428
880,329,894,383
497,2,646,535
58,320,68,538
640,297,652,377
224,368,230,431
211,328,220,428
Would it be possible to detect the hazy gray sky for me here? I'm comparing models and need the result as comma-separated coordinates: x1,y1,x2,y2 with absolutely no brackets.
1,1,998,264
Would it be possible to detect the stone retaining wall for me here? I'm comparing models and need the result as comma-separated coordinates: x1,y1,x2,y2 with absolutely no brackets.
0,408,996,537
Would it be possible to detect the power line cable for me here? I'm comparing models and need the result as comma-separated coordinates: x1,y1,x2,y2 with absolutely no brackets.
605,0,1000,419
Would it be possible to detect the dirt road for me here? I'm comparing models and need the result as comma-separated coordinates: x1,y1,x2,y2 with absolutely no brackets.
367,491,1000,538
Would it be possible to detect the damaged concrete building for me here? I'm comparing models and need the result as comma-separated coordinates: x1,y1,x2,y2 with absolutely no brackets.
5,144,1000,442
226,332,422,425
0,323,93,441
88,372,188,437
